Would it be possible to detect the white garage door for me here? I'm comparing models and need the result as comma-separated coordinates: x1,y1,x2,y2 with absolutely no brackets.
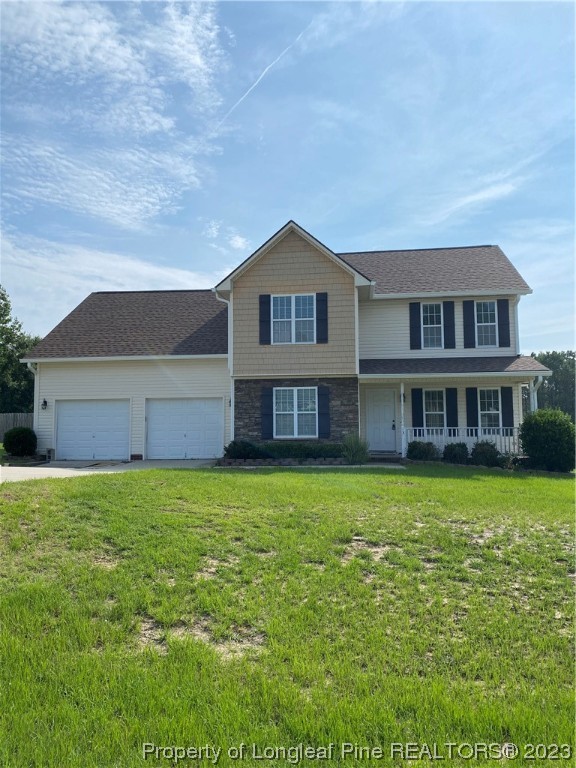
146,399,223,459
56,400,130,460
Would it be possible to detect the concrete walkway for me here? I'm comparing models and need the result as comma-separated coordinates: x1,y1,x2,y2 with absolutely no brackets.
0,459,214,483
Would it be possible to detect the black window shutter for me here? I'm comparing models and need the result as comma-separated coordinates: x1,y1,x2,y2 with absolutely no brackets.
411,388,424,428
316,293,328,344
259,294,271,345
497,299,510,348
446,388,458,428
443,301,455,349
501,387,514,428
261,387,273,439
465,387,478,427
409,303,421,350
317,386,330,438
463,301,476,348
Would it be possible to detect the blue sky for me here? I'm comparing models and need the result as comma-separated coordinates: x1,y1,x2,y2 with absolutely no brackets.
1,1,573,351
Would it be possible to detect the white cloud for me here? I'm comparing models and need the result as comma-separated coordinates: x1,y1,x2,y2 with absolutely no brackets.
420,179,523,227
228,234,250,250
203,219,222,239
1,136,202,230
1,1,228,229
1,233,232,337
1,2,147,85
1,1,225,124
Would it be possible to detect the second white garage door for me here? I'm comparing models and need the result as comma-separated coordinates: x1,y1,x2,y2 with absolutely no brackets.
146,398,224,459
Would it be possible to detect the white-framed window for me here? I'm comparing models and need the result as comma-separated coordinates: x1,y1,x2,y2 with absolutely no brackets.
476,301,498,347
273,387,318,438
424,389,445,429
479,388,501,429
272,294,315,344
422,303,443,349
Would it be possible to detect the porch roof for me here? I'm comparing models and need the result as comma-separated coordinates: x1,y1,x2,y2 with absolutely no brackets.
359,356,551,377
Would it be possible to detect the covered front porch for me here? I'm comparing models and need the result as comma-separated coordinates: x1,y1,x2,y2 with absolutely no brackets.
358,356,551,458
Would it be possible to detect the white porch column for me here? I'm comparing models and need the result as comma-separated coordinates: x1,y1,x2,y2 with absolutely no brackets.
400,382,406,456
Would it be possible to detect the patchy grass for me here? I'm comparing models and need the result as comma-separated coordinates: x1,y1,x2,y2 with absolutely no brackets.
0,465,573,766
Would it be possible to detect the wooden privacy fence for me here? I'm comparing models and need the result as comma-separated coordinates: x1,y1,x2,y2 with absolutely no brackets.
0,413,33,441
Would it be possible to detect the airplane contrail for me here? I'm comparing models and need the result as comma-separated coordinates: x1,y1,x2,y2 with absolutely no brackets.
215,21,312,131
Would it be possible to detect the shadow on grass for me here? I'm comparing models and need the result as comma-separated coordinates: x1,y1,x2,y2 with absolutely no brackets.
167,463,574,482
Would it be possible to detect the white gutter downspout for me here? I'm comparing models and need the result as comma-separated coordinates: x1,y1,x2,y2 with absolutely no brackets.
400,382,406,456
213,288,234,442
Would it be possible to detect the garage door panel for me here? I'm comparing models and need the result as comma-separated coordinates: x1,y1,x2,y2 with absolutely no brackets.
56,400,129,460
147,399,223,459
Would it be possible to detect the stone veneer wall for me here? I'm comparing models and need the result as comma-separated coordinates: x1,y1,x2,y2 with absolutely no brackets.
234,377,359,443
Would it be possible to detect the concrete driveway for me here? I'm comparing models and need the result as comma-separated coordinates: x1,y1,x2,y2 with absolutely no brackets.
0,459,215,483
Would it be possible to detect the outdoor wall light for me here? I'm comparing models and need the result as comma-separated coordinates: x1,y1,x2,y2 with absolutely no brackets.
41,399,48,410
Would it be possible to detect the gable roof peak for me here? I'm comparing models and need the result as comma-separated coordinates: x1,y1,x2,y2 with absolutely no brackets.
214,220,372,292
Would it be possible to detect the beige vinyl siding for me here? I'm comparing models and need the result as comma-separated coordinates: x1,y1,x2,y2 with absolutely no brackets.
232,231,357,377
359,297,518,358
35,359,231,456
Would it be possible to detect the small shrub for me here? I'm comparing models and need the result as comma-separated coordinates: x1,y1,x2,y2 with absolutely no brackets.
262,442,343,460
470,440,502,467
224,440,343,461
341,432,370,465
442,442,469,464
3,427,37,457
520,409,575,472
407,441,440,461
223,440,271,460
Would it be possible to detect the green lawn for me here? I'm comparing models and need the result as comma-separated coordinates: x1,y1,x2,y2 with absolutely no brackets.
0,466,573,767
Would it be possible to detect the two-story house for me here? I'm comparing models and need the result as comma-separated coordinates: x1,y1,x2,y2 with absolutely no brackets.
23,221,550,460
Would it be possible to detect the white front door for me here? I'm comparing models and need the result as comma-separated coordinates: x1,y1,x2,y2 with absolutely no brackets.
146,398,224,459
365,389,396,451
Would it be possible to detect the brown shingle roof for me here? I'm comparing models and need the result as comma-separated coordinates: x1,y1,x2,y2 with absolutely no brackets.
360,356,551,375
24,290,228,359
339,245,531,295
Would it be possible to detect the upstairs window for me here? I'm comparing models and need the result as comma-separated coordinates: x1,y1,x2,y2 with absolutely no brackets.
422,303,443,348
476,301,498,347
272,294,316,344
274,387,318,438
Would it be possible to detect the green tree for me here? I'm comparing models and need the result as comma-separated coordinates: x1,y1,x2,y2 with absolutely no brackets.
0,286,42,412
531,351,575,422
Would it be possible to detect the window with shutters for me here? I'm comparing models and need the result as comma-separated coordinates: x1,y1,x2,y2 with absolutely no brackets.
274,387,318,438
475,301,498,347
479,388,501,431
422,303,443,348
272,294,315,344
424,389,445,430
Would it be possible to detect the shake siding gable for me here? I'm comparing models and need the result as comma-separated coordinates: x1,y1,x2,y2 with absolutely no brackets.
232,231,356,377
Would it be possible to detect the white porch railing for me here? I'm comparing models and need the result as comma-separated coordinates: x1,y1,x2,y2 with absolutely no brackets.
403,427,520,456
